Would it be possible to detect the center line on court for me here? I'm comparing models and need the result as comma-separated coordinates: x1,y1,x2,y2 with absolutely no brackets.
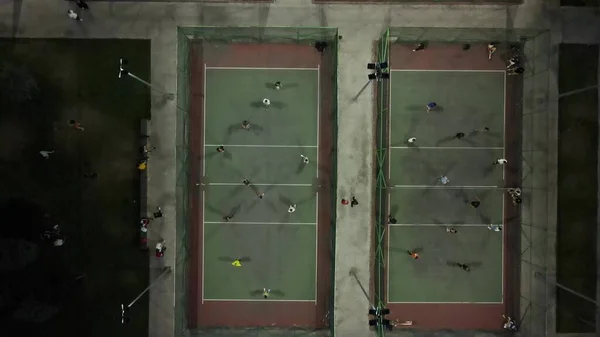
205,144,317,148
389,223,500,227
208,183,313,187
391,146,503,150
205,221,317,225
393,185,499,189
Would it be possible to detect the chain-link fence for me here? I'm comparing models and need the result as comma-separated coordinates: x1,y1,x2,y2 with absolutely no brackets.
175,26,338,337
375,27,552,337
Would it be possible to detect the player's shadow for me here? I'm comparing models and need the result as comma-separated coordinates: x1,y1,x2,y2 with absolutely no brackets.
278,194,294,207
295,160,312,175
250,101,287,110
201,152,219,161
227,123,265,136
446,261,483,270
388,246,423,254
435,135,458,146
217,256,252,263
264,82,299,90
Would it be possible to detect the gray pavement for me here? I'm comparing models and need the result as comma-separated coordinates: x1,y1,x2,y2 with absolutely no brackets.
1,0,599,336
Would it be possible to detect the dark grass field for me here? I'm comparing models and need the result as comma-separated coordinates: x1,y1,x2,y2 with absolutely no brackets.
560,0,599,6
0,39,150,337
556,43,598,333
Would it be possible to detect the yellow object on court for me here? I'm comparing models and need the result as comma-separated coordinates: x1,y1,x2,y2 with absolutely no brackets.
138,161,147,171
232,259,241,267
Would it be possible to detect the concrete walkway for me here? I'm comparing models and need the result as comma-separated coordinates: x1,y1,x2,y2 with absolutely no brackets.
1,0,599,336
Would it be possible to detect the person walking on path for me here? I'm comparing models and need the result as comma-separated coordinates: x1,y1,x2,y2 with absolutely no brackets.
241,120,251,130
231,259,242,267
407,250,419,259
288,204,296,213
454,132,465,139
493,158,508,165
350,197,358,207
155,240,166,258
67,10,82,21
68,119,84,130
439,175,450,185
262,288,271,298
39,150,54,159
407,137,417,144
425,102,437,112
76,0,89,9
300,154,309,164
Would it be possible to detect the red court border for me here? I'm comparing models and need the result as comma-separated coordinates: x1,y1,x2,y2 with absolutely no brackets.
384,43,522,330
188,43,334,328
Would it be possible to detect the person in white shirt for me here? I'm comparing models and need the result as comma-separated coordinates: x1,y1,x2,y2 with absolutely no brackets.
288,204,296,213
67,10,82,21
262,98,271,108
439,175,450,185
493,158,508,165
39,150,54,159
488,224,502,232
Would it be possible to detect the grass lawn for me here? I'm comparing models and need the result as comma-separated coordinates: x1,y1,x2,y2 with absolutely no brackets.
557,43,598,333
0,39,150,337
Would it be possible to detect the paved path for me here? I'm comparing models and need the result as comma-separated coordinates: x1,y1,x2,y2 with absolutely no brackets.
1,0,599,336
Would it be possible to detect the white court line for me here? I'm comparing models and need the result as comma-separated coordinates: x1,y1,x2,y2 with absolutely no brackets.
205,144,317,148
205,66,319,71
386,68,392,304
388,223,500,227
201,63,207,304
503,70,507,181
314,64,320,306
201,190,205,304
391,146,504,150
393,185,498,189
203,298,316,302
204,221,317,225
208,183,313,187
387,301,503,304
391,69,506,73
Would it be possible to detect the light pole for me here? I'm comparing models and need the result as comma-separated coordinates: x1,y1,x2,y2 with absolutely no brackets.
121,266,171,324
119,58,174,100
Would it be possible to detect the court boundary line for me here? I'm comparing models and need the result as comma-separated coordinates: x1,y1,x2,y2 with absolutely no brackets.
205,144,317,148
201,65,321,302
205,221,317,225
393,185,499,189
386,68,392,303
207,183,313,187
388,223,502,227
203,298,317,302
391,146,503,150
391,69,506,73
387,301,504,304
201,62,207,304
314,64,320,306
206,66,319,71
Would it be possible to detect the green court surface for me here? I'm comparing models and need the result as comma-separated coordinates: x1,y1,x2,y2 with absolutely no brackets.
203,223,316,300
388,225,503,303
205,68,319,146
202,67,319,302
387,70,506,303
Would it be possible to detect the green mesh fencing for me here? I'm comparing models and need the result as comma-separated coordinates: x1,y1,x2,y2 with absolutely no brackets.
182,26,338,44
176,26,338,337
376,27,552,337
374,29,390,337
175,27,192,337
